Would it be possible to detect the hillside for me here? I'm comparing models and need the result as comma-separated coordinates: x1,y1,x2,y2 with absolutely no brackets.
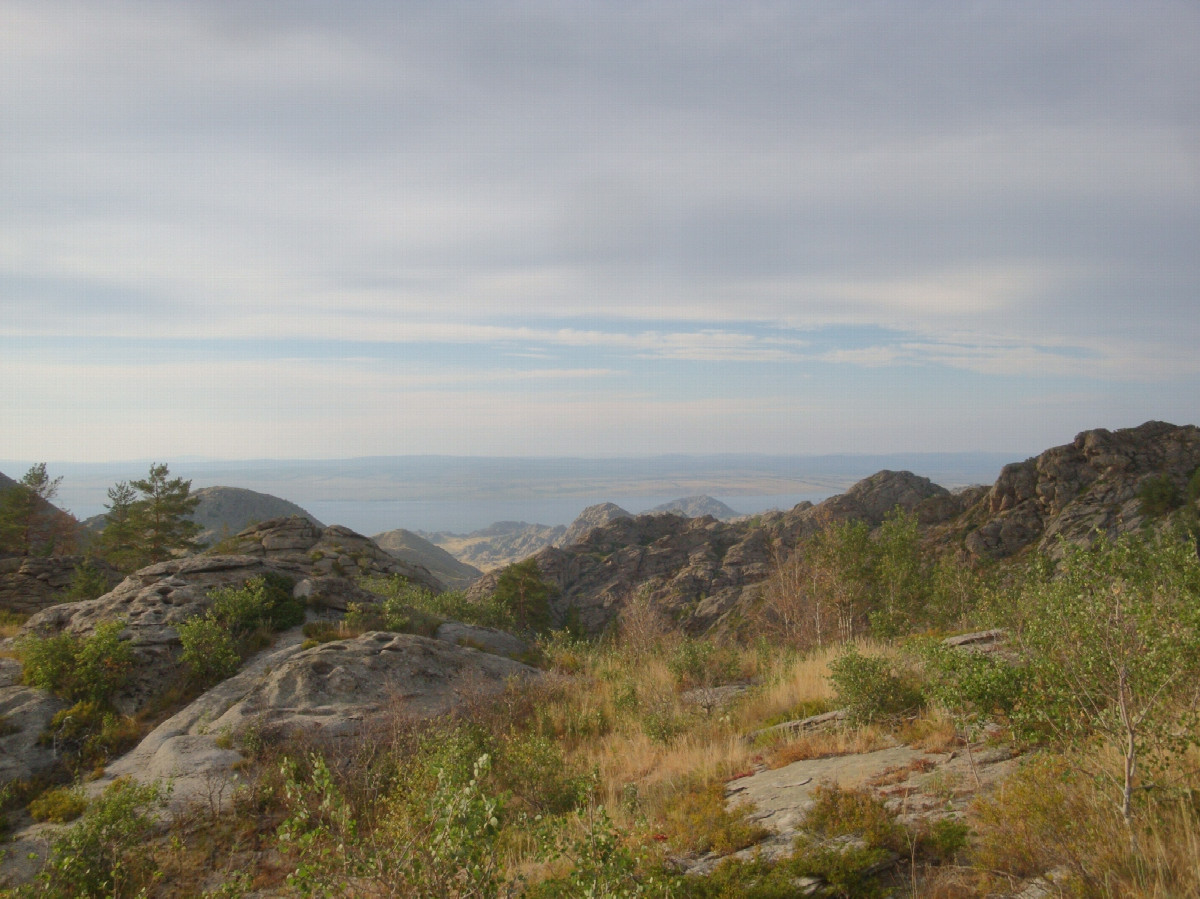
468,470,957,635
370,528,484,589
469,422,1200,638
3,422,1199,896
188,486,324,547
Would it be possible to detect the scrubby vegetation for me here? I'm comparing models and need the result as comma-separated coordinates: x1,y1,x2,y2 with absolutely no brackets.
5,505,1200,896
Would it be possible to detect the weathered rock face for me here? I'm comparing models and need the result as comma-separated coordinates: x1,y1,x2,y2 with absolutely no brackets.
558,503,633,547
0,658,68,787
0,555,122,616
947,421,1200,559
89,630,538,814
17,518,445,712
216,516,443,592
649,495,740,520
469,470,948,637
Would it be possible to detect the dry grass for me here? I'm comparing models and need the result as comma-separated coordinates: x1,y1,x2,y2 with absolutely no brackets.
764,725,893,768
966,748,1200,898
898,708,961,753
0,609,28,641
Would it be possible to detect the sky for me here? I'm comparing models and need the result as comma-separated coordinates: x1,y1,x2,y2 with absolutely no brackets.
2,1,1199,463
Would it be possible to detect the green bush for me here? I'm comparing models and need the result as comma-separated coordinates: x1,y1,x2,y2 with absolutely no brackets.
919,639,1025,721
828,647,924,724
667,638,739,690
1139,474,1181,516
40,700,141,773
20,620,133,703
803,782,905,852
178,614,241,687
31,777,166,898
29,785,87,823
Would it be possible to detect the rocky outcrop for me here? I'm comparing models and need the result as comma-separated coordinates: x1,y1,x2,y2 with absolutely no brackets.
212,515,443,592
946,421,1200,559
0,658,68,788
89,630,538,813
558,502,632,547
371,528,484,589
0,555,122,616
469,470,948,637
17,519,444,712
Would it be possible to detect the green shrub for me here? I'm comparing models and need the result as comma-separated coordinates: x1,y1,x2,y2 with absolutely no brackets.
828,647,924,724
660,779,768,855
667,638,739,690
919,639,1025,721
40,700,142,773
1139,474,1181,516
178,614,241,687
31,777,166,898
19,620,133,703
29,785,87,823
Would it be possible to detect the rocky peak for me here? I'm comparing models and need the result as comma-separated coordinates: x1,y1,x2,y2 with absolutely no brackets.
557,503,632,547
215,515,443,593
957,421,1200,559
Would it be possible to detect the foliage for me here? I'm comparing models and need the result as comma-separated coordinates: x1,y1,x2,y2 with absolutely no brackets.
92,481,142,572
667,638,739,691
24,778,167,899
64,559,114,601
177,575,301,687
178,615,242,687
41,700,142,773
658,779,767,855
492,559,555,634
1138,473,1182,516
359,575,504,633
757,508,942,648
96,463,201,571
0,462,74,556
1012,530,1200,825
275,750,510,898
828,646,924,724
918,638,1026,722
28,785,87,823
19,620,133,703
803,782,905,852
529,805,669,899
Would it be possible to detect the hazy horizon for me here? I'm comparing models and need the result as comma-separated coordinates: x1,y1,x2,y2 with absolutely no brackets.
2,450,1016,534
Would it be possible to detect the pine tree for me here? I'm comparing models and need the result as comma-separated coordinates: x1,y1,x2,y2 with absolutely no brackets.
97,464,201,571
95,481,142,571
0,463,74,556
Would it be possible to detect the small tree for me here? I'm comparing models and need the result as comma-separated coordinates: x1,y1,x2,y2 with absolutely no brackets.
0,463,74,556
492,559,553,633
97,464,200,571
1016,530,1200,832
94,481,142,571
127,463,200,565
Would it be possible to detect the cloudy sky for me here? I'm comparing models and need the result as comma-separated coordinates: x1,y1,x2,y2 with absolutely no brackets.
3,1,1198,463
